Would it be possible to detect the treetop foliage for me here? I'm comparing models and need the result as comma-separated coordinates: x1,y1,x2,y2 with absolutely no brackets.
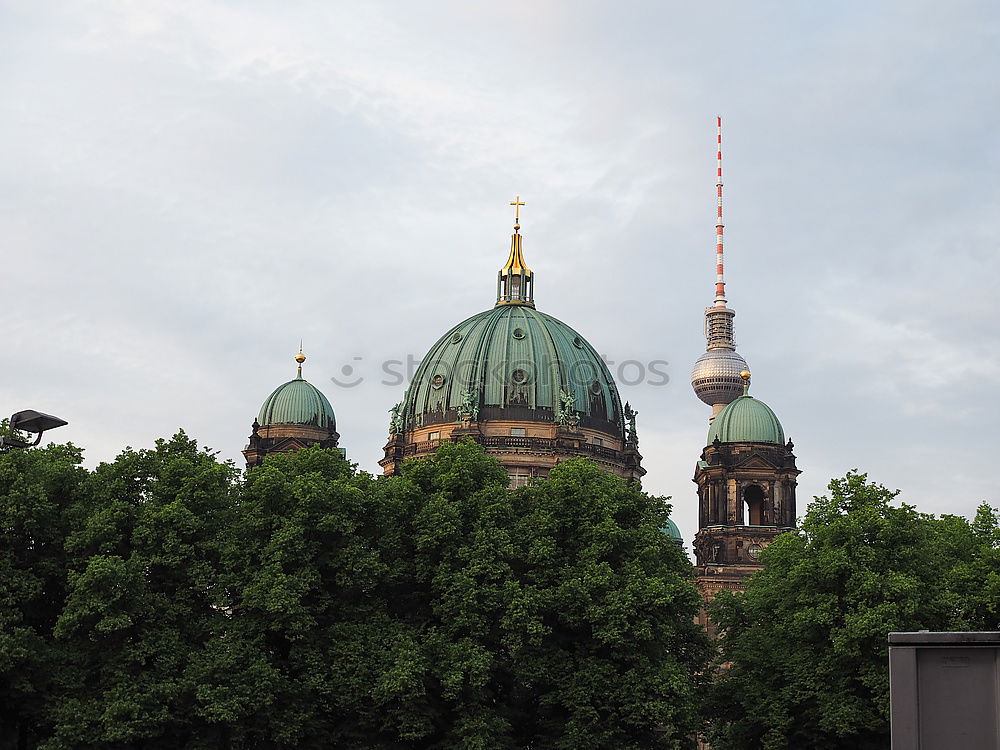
1,434,707,749
4,436,996,750
705,470,1000,750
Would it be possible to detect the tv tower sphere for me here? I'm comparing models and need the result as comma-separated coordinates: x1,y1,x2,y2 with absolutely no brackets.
691,347,749,407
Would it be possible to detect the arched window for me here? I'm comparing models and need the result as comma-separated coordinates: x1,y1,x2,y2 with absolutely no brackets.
743,484,765,526
589,381,606,417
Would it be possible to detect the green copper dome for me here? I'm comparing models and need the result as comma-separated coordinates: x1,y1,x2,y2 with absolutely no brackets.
401,304,623,436
258,372,336,430
707,394,784,445
662,517,683,544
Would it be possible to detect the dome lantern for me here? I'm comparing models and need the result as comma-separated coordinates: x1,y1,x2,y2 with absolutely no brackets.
496,195,534,308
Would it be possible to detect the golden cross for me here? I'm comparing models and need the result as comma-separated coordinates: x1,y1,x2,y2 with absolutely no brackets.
509,195,525,224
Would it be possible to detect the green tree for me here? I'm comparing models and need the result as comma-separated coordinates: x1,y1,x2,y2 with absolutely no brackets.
501,455,708,748
372,442,709,749
0,439,86,750
217,443,392,749
223,440,708,749
704,471,996,750
3,434,709,748
45,432,237,749
944,502,1000,630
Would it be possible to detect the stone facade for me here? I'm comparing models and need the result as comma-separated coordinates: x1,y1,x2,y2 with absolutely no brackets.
380,415,644,483
243,420,340,467
692,437,800,631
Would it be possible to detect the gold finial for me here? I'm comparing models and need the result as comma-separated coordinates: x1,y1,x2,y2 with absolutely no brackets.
510,195,525,231
740,369,751,394
295,344,306,378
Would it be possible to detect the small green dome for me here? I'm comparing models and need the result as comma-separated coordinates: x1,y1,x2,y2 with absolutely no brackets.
662,517,683,544
707,394,784,445
401,304,622,436
258,374,336,430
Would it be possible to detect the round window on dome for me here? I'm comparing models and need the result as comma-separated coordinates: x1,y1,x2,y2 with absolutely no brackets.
431,374,446,389
590,381,602,395
451,332,462,344
512,327,525,340
511,368,528,384
573,336,584,349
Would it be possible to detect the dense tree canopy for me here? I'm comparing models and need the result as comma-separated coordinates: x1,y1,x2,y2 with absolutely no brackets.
0,435,708,749
49,433,238,749
7,434,996,750
0,434,86,750
705,471,1000,750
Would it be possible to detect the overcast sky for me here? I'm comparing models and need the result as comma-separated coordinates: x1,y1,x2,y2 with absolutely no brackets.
2,0,998,546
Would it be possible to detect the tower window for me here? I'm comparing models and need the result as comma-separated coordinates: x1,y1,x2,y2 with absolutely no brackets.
743,484,765,526
592,437,603,447
428,431,440,442
510,427,526,437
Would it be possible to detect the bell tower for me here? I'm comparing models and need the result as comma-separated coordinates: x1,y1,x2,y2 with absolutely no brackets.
692,372,800,631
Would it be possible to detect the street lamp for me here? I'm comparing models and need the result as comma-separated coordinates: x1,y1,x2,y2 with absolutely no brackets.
0,410,68,451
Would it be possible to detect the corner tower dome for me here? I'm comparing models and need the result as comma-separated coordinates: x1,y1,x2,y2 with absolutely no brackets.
706,369,784,445
243,350,340,467
381,198,644,484
257,352,337,430
706,393,785,446
662,517,684,545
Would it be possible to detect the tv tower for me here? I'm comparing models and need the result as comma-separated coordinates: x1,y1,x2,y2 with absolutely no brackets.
691,117,750,421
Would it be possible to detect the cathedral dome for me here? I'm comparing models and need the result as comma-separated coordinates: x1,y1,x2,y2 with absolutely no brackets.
706,393,784,445
400,304,623,437
258,366,336,430
381,199,642,483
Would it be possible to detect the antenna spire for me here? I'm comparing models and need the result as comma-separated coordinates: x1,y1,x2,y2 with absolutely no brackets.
691,116,749,421
715,116,727,307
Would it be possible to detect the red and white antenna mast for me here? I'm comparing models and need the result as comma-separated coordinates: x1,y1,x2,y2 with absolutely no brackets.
714,115,727,307
691,115,749,419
